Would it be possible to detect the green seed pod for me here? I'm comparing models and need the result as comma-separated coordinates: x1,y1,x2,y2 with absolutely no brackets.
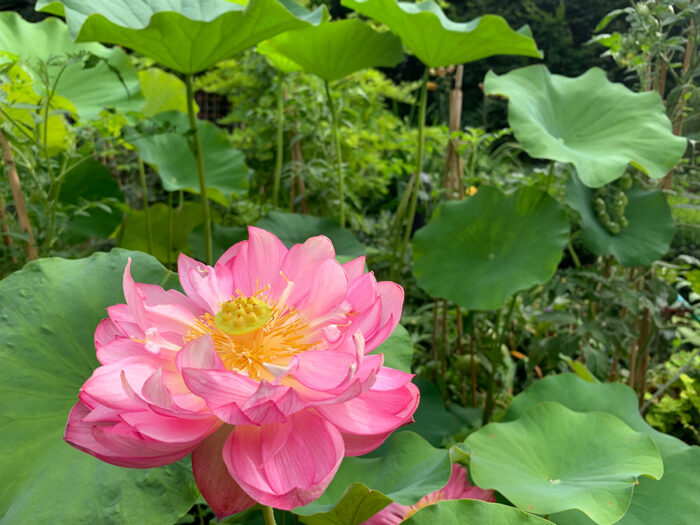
607,222,621,235
618,173,633,190
620,217,629,229
594,198,606,213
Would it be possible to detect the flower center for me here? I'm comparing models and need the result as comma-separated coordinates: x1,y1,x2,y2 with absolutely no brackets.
184,291,318,380
215,296,272,335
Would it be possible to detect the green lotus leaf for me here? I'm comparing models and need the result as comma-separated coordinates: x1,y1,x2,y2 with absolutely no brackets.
0,11,142,120
0,250,197,524
552,446,700,525
484,65,687,187
119,201,209,264
130,111,249,206
59,158,125,242
505,373,687,457
404,499,554,524
341,0,541,67
412,186,569,311
369,324,413,374
258,19,403,82
566,173,674,266
37,0,325,74
466,402,663,525
139,68,191,116
256,211,366,257
189,223,249,263
257,40,303,73
294,431,451,525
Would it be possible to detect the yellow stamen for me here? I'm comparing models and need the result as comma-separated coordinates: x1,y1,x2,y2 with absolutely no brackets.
184,290,318,380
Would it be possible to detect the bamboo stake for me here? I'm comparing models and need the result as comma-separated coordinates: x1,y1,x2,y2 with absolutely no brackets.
443,65,464,195
0,129,37,260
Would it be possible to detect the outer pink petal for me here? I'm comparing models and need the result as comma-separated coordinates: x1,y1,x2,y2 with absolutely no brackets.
273,235,336,300
192,425,256,520
317,373,419,453
295,258,348,318
224,409,344,510
231,227,287,296
96,337,147,365
365,282,404,352
442,465,495,502
65,402,198,468
342,256,366,285
120,410,220,443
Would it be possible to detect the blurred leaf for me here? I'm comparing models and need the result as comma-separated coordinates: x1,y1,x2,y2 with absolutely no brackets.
259,19,403,82
131,111,249,205
37,0,325,74
484,66,687,187
139,68,191,116
413,186,569,311
341,0,541,67
370,324,413,373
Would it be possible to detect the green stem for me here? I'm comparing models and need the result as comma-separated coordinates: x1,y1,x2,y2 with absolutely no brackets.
396,68,429,274
138,157,153,255
324,80,345,227
544,161,555,193
167,192,174,268
262,506,277,525
273,75,285,208
185,74,212,265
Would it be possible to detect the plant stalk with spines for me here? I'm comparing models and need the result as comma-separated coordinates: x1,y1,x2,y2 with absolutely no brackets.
273,74,285,208
185,74,212,265
395,67,429,275
324,80,345,227
137,157,153,255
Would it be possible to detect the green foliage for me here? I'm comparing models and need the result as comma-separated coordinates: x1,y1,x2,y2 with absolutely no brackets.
37,0,325,74
412,186,569,311
341,0,542,67
405,499,554,524
0,249,198,524
484,65,687,187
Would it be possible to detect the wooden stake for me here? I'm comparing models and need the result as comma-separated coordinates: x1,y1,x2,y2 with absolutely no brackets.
0,129,37,260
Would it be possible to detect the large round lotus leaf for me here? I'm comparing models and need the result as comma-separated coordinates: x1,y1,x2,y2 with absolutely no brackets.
484,66,687,188
404,500,554,525
369,324,413,373
504,373,687,457
466,402,663,525
412,186,569,311
0,250,198,524
0,11,142,120
130,112,249,206
341,0,541,68
552,447,700,525
294,431,452,525
37,0,324,74
258,19,403,82
565,174,674,267
257,211,366,257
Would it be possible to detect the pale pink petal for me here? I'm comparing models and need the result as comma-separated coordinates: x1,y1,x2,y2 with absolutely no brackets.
141,367,208,416
122,258,149,331
272,235,336,298
232,227,287,296
96,337,147,365
224,409,344,510
342,256,366,284
120,410,220,443
175,335,225,371
65,402,197,468
192,425,256,520
317,377,419,438
106,303,144,339
95,318,120,347
294,258,348,318
289,348,357,392
178,253,229,312
365,282,404,352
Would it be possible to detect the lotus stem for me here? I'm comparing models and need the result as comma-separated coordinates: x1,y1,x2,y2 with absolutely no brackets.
185,74,212,265
273,75,285,208
262,506,277,525
396,67,429,275
0,129,37,260
138,157,153,255
324,80,345,227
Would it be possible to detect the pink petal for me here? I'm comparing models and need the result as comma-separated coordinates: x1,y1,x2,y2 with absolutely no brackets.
120,410,219,443
232,227,287,296
365,282,404,352
96,336,147,365
342,256,366,284
273,235,336,298
223,409,344,510
65,402,197,468
175,335,225,371
192,425,256,520
295,258,348,318
95,318,121,347
178,253,229,312
317,375,419,439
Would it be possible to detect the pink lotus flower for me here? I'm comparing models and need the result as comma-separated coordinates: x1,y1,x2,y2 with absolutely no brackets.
65,228,419,517
363,464,495,524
